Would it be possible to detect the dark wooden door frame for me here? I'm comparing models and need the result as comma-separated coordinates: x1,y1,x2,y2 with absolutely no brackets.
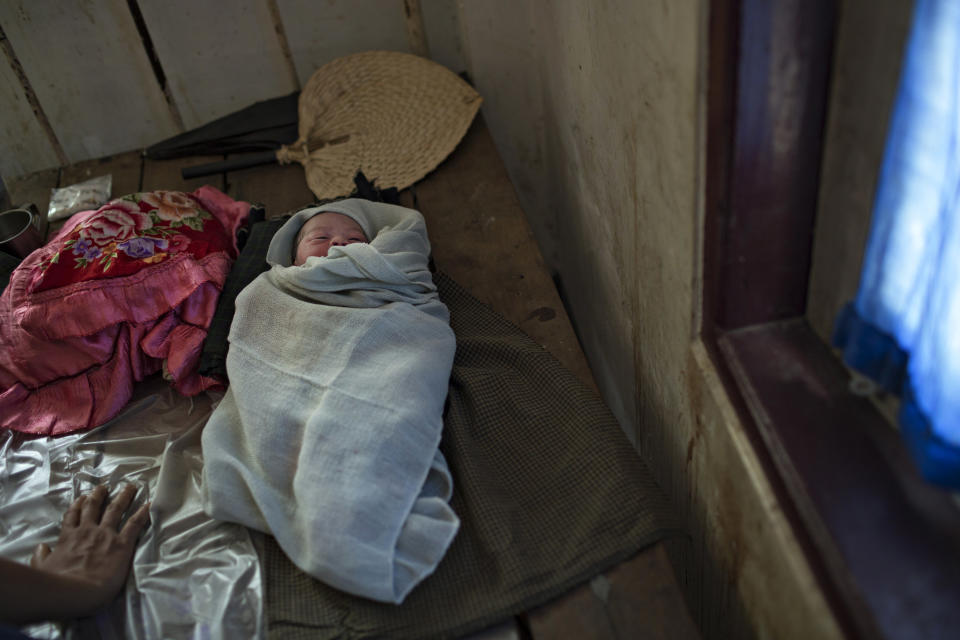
704,1,960,639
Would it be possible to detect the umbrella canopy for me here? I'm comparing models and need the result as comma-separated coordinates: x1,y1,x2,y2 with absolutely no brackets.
145,91,299,160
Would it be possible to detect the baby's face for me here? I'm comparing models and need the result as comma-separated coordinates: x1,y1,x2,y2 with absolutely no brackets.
294,212,368,265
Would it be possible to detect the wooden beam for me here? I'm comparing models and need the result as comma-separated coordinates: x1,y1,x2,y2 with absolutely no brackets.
142,155,225,193
524,544,699,640
719,321,960,639
224,160,314,219
714,0,838,329
60,150,143,198
403,0,430,58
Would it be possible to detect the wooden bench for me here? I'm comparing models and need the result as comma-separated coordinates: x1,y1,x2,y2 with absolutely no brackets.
6,117,699,640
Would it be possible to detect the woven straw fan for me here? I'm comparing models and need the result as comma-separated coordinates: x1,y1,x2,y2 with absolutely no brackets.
180,51,482,196
277,51,482,200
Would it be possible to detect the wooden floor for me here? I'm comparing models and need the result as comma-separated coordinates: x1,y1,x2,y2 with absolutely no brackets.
6,117,699,640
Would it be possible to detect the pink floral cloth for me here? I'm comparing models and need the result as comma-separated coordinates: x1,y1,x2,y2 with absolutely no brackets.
0,186,249,436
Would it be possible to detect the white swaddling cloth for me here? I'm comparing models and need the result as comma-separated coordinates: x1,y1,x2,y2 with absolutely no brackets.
201,199,459,604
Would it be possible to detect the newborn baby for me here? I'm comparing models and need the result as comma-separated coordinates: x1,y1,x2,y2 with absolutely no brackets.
202,199,459,604
293,212,368,265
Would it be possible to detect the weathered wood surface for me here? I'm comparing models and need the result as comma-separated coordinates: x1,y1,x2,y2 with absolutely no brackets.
0,0,179,163
59,150,143,198
142,155,225,194
420,0,469,73
276,0,411,85
5,167,58,221
6,150,233,241
410,119,696,638
137,0,298,130
0,49,61,178
411,117,597,390
225,159,314,218
462,620,522,640
524,544,699,640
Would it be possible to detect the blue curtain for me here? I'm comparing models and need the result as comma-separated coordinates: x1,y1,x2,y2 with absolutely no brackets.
834,0,960,488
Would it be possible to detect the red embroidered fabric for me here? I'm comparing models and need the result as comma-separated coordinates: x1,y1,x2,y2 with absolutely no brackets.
0,186,249,436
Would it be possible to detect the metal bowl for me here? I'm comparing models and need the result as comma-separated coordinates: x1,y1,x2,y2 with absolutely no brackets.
0,207,43,258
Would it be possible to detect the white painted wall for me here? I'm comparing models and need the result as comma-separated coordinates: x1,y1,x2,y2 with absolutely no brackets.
461,0,696,448
0,50,61,177
138,0,298,130
277,0,410,86
458,2,844,638
0,0,468,180
0,0,181,164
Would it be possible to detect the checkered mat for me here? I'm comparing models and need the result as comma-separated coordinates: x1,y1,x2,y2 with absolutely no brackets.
260,272,681,639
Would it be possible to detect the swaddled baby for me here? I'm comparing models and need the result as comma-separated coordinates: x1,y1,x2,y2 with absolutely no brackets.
292,210,369,264
201,199,459,604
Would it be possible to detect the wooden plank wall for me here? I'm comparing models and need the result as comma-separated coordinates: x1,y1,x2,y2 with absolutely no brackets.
0,1,181,163
0,0,467,181
0,48,62,176
137,0,298,130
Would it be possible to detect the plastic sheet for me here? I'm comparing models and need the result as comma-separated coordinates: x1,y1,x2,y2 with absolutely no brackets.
0,375,262,639
47,175,112,222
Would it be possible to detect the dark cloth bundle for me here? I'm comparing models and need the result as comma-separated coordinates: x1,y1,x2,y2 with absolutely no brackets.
259,272,681,639
196,208,278,380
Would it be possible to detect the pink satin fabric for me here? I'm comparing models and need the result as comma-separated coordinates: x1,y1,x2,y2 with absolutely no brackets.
0,186,249,436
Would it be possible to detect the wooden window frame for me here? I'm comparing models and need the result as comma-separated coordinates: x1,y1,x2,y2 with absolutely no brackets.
704,1,960,638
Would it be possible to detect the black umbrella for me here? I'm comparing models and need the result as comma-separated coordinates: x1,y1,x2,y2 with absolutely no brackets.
145,91,300,178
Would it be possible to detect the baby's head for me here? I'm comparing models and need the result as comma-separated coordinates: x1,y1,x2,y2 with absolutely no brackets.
293,212,368,265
